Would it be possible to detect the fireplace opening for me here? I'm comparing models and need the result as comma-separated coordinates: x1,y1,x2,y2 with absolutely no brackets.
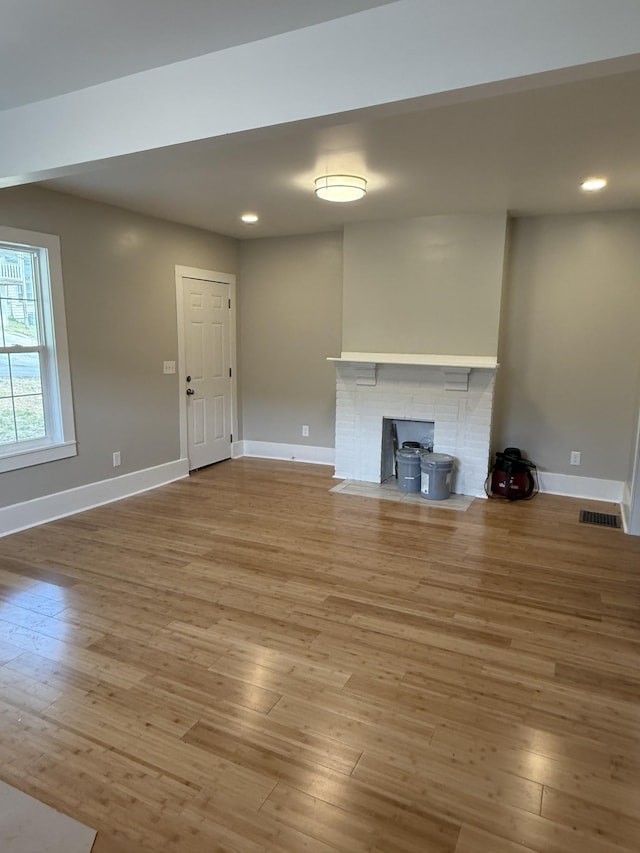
381,418,435,482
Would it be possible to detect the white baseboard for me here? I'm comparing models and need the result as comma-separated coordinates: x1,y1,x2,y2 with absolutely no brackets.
0,458,189,538
537,471,624,503
237,440,335,466
4,457,624,539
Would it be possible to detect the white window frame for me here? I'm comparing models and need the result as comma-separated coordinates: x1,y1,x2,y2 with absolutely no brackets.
0,226,76,473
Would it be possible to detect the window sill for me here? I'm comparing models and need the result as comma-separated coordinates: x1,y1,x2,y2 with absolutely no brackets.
0,440,77,474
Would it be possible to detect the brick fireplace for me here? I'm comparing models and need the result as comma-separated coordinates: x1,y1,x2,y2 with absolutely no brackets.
332,355,497,498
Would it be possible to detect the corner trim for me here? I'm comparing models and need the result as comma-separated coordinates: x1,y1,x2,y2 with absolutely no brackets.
0,458,189,538
537,471,624,503
241,441,335,466
621,481,632,534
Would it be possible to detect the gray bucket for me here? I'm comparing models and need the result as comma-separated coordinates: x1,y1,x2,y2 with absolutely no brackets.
420,453,455,500
396,448,421,493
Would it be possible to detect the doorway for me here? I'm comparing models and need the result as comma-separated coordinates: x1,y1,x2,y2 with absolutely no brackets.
175,266,237,470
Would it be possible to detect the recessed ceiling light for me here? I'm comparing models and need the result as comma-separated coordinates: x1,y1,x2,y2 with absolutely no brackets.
314,174,367,203
580,177,607,192
241,213,259,223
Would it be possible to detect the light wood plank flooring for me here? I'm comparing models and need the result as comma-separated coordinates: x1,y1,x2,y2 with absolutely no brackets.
1,458,639,853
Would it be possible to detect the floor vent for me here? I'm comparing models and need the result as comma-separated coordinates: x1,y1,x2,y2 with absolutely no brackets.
579,510,621,529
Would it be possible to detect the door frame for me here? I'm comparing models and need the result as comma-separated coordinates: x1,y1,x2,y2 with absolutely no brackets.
175,265,238,467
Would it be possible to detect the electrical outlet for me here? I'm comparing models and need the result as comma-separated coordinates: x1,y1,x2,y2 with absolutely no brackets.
113,451,121,467
570,451,581,466
302,425,309,437
163,361,176,374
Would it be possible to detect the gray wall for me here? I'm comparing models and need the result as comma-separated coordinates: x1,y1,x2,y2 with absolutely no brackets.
4,187,639,510
493,212,640,481
238,232,342,448
342,214,508,356
0,185,237,507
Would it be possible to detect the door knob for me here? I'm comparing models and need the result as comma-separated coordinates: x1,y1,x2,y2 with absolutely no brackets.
186,388,195,396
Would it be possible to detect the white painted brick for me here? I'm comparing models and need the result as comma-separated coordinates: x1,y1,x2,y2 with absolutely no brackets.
463,441,493,455
333,364,496,491
466,413,493,427
435,403,460,418
470,430,489,446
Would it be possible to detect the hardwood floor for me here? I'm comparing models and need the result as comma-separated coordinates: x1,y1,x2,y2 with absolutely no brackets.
1,458,639,852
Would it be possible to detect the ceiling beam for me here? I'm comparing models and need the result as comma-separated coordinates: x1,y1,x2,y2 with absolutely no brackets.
2,0,640,187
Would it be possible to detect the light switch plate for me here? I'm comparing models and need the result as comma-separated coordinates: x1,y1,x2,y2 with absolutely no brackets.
163,361,176,374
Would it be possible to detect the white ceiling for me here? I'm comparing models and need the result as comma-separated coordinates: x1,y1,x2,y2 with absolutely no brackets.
5,1,640,239
44,67,640,239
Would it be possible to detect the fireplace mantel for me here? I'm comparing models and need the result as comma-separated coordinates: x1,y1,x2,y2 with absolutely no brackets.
327,352,498,368
328,352,498,391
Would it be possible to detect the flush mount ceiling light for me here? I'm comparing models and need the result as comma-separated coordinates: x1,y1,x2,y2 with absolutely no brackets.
241,212,259,223
580,177,607,192
314,174,367,203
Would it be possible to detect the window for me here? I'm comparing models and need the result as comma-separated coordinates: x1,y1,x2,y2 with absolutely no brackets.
0,227,76,473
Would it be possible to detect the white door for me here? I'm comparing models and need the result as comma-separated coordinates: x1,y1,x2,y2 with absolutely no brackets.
183,276,232,469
